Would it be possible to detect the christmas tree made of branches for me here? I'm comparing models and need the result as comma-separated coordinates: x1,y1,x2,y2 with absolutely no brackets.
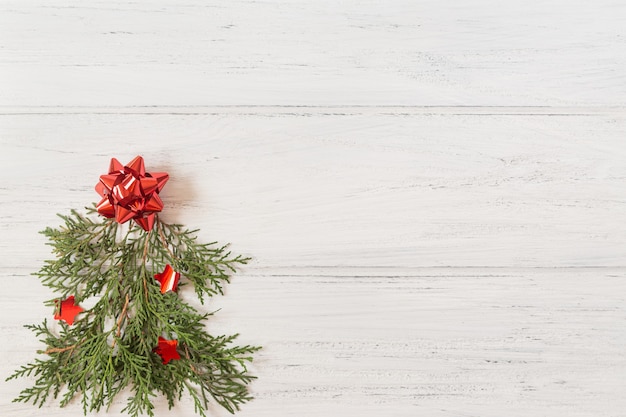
7,156,260,417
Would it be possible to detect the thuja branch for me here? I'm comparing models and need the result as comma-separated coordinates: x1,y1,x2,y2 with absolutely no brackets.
7,209,260,417
153,219,251,303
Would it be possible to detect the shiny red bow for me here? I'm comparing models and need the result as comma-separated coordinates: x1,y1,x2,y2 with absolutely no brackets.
95,156,169,231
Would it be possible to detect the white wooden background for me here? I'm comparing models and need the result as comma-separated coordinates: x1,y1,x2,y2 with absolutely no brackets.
1,1,626,416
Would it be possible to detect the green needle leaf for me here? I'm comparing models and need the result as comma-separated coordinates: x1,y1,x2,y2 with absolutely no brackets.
7,208,260,417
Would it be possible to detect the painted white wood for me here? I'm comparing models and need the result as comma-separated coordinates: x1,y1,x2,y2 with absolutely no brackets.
1,1,625,417
1,0,626,106
2,111,626,417
4,266,626,417
1,112,626,269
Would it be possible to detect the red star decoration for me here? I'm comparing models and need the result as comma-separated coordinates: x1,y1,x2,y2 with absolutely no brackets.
54,295,84,325
95,156,169,231
153,337,181,364
154,264,181,294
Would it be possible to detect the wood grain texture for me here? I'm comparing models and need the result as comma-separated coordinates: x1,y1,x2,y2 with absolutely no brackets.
1,112,625,268
1,0,626,106
4,266,626,417
1,1,625,417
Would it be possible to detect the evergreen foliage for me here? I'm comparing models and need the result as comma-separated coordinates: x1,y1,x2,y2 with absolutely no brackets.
7,208,260,417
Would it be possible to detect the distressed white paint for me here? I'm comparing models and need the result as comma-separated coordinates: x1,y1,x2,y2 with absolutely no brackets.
1,1,625,417
1,0,626,106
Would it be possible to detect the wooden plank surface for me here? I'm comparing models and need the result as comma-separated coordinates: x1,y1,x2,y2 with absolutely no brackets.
3,266,626,417
1,112,626,268
1,0,626,106
1,1,625,417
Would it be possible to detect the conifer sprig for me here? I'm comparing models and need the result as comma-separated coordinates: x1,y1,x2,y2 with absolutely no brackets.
7,208,260,417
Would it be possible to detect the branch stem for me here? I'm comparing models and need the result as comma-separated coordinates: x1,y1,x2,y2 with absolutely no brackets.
111,293,130,348
41,345,76,355
157,220,176,259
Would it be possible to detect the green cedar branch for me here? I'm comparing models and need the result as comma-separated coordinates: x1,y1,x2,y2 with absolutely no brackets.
7,208,260,417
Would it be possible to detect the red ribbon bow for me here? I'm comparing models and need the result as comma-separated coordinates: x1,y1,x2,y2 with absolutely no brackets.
95,156,169,231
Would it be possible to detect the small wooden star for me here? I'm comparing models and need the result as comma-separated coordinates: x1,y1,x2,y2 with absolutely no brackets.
153,336,181,364
154,264,181,294
54,295,84,325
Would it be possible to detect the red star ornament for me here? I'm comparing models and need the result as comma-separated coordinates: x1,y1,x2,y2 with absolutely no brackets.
153,337,181,364
54,295,84,325
154,264,181,294
95,156,169,231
